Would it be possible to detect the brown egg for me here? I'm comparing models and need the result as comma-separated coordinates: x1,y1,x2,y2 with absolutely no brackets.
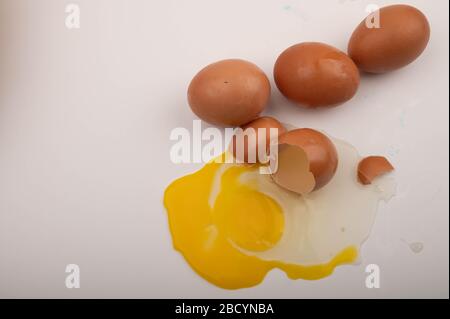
348,5,430,73
188,59,271,126
230,116,286,163
277,128,339,191
274,42,360,108
357,156,394,185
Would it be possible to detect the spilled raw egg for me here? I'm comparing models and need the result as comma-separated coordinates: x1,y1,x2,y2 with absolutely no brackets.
164,130,396,289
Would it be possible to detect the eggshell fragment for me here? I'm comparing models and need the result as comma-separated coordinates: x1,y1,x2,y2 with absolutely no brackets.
188,59,271,126
348,5,430,73
230,117,287,164
271,144,316,195
274,42,360,107
357,156,394,185
278,129,339,191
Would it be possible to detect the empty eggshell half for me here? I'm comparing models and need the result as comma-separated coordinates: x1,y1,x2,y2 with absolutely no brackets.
357,156,394,185
271,143,316,195
277,128,339,191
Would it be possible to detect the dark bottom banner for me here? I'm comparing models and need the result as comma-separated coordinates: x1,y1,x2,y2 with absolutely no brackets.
1,299,448,317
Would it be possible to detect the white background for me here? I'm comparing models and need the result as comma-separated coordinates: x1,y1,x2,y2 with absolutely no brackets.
0,0,448,298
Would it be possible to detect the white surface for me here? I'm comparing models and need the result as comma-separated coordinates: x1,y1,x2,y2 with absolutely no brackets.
0,0,448,298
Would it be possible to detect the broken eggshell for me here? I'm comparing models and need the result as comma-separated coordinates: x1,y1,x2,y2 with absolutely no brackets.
271,143,316,195
271,128,339,194
357,156,394,185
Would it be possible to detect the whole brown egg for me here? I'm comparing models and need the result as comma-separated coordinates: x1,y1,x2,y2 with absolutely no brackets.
274,42,360,108
188,59,271,126
230,116,287,164
348,5,430,73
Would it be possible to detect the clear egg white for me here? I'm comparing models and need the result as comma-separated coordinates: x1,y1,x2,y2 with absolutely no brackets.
209,136,396,266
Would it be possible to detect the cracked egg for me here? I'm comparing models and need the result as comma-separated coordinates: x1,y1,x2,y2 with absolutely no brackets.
164,124,396,289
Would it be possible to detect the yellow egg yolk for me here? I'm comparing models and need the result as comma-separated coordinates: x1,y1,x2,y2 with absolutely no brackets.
163,157,358,289
213,166,285,252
